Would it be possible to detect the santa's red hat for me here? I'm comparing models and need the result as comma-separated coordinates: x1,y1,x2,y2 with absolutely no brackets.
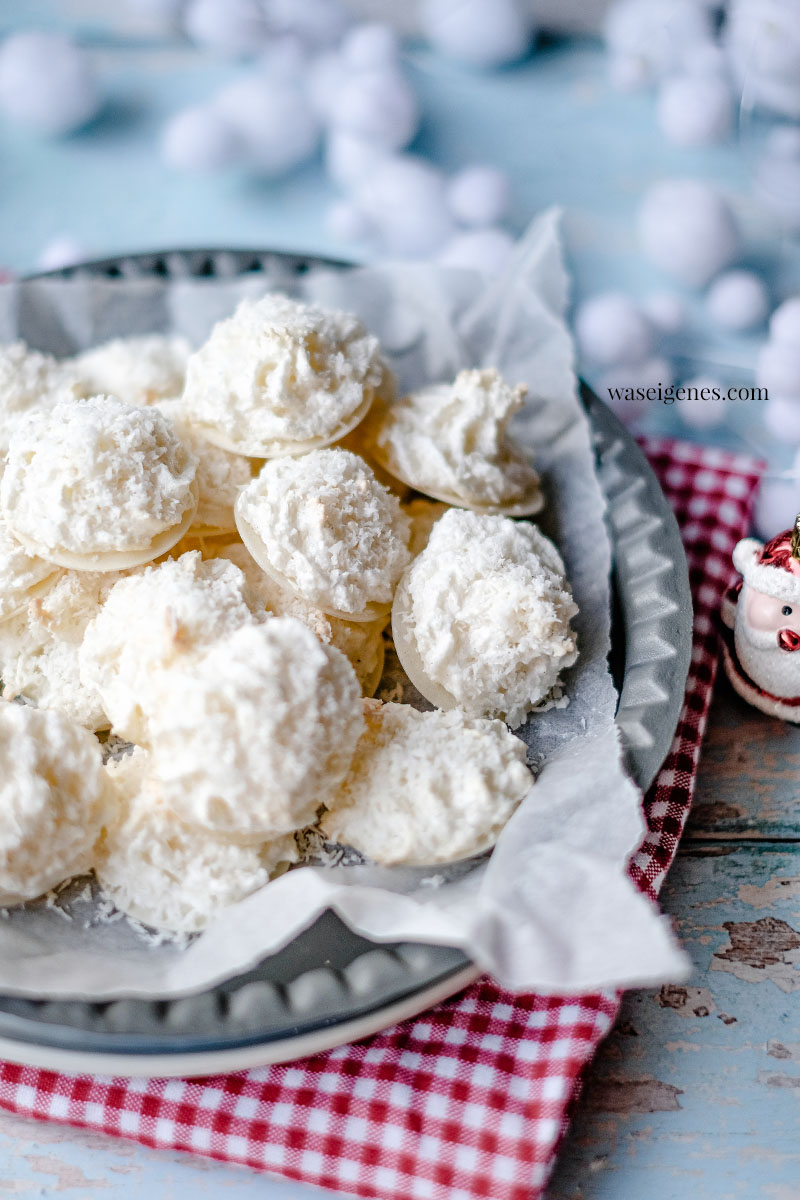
733,525,800,602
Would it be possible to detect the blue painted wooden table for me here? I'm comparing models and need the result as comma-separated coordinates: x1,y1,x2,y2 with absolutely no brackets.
0,4,799,1196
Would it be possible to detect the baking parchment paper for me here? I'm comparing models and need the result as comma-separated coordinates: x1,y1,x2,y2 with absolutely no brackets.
0,210,689,998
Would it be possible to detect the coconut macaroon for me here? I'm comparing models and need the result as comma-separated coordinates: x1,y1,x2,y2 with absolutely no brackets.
0,569,125,730
0,517,63,626
0,700,108,905
213,540,387,696
157,399,258,535
321,701,531,866
145,620,364,841
392,509,578,727
0,395,198,571
0,341,79,455
235,448,411,622
366,368,543,516
96,750,297,933
182,293,390,457
79,552,261,744
73,335,192,408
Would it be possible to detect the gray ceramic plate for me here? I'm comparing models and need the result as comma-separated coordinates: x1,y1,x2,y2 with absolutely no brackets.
0,250,692,1076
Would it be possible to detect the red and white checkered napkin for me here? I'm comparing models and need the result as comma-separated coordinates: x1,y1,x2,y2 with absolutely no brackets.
0,437,762,1200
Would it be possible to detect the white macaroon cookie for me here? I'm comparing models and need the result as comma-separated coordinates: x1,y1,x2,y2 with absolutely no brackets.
72,334,192,408
0,700,108,905
182,293,392,458
0,394,198,571
321,700,532,866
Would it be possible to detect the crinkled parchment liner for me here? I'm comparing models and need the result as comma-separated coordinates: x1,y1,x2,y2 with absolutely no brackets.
0,211,687,998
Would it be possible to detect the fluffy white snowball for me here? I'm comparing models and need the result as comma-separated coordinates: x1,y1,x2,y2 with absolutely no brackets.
642,291,687,335
326,200,371,242
726,0,800,119
757,342,800,397
265,0,351,49
437,228,515,276
258,36,309,82
161,105,242,171
214,76,320,175
325,129,391,189
37,235,86,273
0,32,100,136
754,469,800,540
657,75,733,147
446,166,511,228
770,298,800,345
307,50,346,118
575,293,655,367
683,42,729,77
330,67,419,151
353,155,455,258
184,0,267,56
341,23,400,69
707,270,769,331
677,376,726,430
638,179,740,288
604,0,714,84
763,395,800,444
420,0,535,69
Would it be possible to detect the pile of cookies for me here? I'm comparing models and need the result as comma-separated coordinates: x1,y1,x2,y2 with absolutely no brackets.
0,294,578,933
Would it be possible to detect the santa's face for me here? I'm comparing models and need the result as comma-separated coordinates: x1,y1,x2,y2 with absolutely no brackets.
735,584,800,697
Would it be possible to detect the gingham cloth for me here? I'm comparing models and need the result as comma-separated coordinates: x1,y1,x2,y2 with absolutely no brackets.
0,437,762,1200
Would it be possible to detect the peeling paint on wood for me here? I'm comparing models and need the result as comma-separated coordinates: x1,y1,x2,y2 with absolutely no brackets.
583,1076,683,1114
657,985,715,1017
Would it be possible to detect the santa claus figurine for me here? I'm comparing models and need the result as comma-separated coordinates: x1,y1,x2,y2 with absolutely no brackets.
722,516,800,721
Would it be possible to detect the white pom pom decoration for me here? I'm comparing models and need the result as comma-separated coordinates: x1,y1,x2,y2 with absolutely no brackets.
757,342,800,398
726,0,800,119
265,0,351,49
353,155,455,258
763,395,800,444
642,291,687,335
755,140,800,234
340,24,400,70
437,228,515,275
754,462,800,540
325,129,391,189
420,0,535,69
657,75,733,147
676,376,726,430
161,105,242,171
604,0,714,84
0,32,100,136
326,200,371,243
307,50,345,118
258,36,309,82
330,68,419,151
214,76,320,175
446,166,511,228
638,179,740,289
707,270,769,332
37,235,87,272
770,298,800,345
575,293,655,367
184,0,267,57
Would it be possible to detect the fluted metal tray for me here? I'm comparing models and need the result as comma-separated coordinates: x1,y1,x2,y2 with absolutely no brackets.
0,250,692,1076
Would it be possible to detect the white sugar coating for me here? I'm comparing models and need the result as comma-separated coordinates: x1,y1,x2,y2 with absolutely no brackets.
157,399,256,532
0,395,197,558
183,293,388,454
97,750,297,933
0,517,62,625
770,298,800,345
394,509,578,726
0,569,124,729
235,448,411,617
368,368,542,511
146,620,364,839
79,551,261,744
321,700,531,866
575,293,654,367
0,700,107,904
0,341,79,454
73,335,192,407
212,540,386,694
